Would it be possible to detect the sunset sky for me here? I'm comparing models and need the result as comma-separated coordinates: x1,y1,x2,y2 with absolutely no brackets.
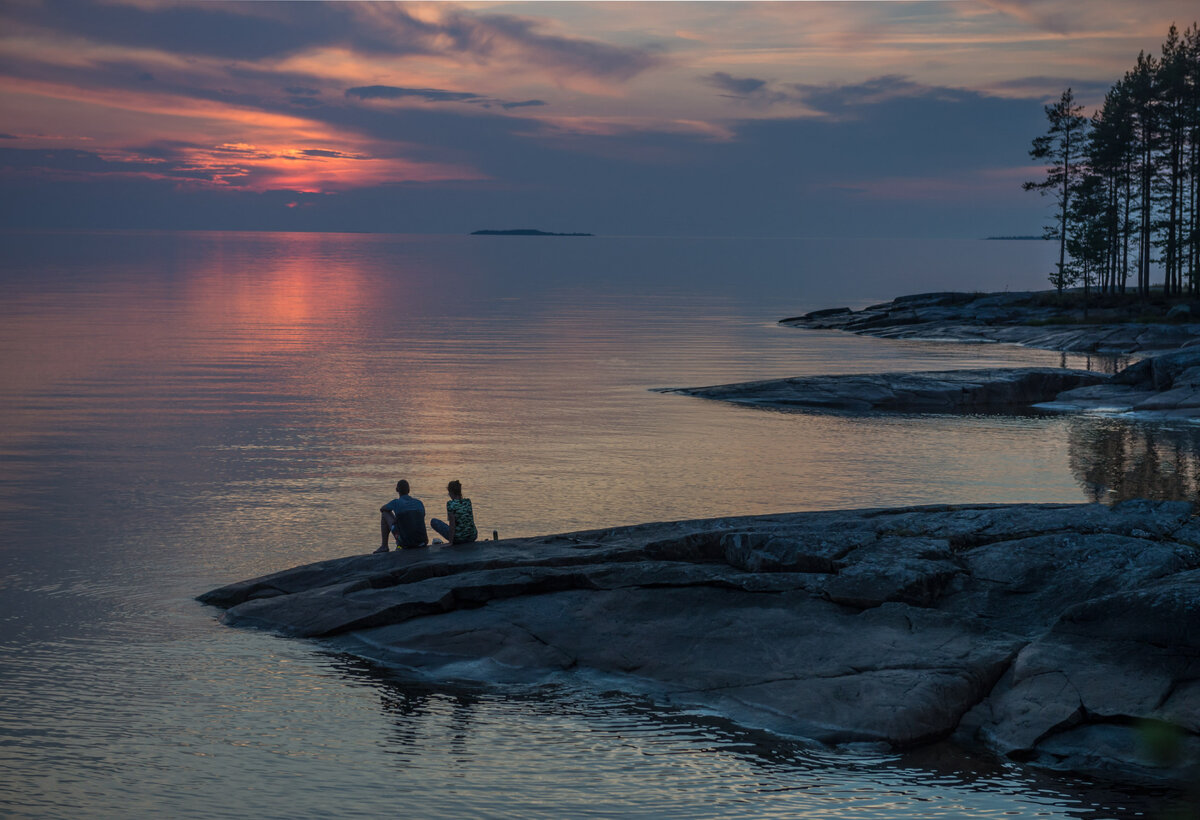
1,0,1196,236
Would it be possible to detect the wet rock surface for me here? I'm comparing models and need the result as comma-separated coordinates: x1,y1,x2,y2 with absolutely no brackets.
660,368,1106,413
1043,346,1200,418
200,501,1200,787
782,290,1200,354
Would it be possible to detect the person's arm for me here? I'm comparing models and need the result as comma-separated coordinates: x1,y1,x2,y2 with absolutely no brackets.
447,509,457,545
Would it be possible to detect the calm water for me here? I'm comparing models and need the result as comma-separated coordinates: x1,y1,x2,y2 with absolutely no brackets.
0,231,1192,818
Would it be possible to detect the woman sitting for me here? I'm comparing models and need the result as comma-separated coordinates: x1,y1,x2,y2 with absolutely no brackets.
430,480,478,545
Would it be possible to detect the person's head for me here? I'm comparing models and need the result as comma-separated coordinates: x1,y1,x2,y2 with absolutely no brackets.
396,479,410,496
447,480,462,498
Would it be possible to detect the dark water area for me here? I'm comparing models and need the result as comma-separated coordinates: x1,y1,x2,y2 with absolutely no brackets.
1,230,1195,818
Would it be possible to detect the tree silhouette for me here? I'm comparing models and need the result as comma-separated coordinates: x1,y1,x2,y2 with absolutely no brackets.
1023,24,1200,299
1024,89,1089,293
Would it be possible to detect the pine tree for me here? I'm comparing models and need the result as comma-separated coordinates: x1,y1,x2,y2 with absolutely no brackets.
1125,52,1162,297
1024,89,1089,293
1066,171,1110,314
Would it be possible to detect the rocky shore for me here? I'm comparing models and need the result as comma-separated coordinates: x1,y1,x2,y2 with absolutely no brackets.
665,349,1200,419
783,291,1200,354
200,501,1200,787
662,368,1106,413
656,291,1200,418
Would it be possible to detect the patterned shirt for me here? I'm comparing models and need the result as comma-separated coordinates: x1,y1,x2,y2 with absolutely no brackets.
447,497,477,542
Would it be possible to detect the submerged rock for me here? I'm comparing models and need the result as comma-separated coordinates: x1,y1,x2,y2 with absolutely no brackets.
200,501,1200,787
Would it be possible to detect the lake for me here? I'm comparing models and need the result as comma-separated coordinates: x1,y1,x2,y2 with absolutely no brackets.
0,230,1189,818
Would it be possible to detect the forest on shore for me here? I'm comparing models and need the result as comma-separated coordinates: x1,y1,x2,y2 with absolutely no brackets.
1026,23,1200,300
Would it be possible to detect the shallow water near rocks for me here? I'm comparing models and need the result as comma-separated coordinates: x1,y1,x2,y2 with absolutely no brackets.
0,230,1194,818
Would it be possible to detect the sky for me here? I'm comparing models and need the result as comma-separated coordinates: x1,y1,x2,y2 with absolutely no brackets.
0,0,1196,237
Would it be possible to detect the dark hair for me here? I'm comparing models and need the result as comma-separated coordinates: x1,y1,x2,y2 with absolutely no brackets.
396,479,410,495
447,480,462,497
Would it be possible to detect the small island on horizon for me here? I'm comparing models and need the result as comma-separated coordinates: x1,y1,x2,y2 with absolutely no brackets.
470,229,594,236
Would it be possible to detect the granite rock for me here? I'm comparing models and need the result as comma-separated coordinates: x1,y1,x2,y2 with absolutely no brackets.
659,368,1107,414
200,500,1200,786
782,291,1200,354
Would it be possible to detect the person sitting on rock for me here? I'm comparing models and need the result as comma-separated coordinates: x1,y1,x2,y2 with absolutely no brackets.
377,479,428,553
430,480,478,546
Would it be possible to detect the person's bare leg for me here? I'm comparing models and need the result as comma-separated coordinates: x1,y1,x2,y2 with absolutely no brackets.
376,511,396,553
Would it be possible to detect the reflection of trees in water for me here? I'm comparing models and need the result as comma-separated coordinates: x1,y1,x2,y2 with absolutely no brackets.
1068,417,1200,504
1059,352,1132,375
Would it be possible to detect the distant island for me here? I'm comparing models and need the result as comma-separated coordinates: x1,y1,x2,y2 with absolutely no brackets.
982,235,1045,240
470,229,593,236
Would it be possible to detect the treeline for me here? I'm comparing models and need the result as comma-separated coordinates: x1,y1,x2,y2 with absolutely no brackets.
1025,23,1200,298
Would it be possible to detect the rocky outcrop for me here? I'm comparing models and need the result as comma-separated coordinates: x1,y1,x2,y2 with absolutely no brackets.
1042,346,1200,418
783,291,1200,354
200,501,1200,787
660,368,1106,413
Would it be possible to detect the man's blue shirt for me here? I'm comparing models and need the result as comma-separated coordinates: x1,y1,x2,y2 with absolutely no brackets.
383,494,427,546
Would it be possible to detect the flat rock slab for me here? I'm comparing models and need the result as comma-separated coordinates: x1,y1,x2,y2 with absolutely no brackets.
200,501,1200,787
782,290,1200,354
660,368,1107,413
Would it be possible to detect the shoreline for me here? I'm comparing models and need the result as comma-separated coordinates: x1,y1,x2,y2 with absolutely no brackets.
781,290,1200,355
200,500,1200,789
656,290,1200,419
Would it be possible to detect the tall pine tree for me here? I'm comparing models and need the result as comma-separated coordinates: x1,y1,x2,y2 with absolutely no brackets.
1024,88,1089,293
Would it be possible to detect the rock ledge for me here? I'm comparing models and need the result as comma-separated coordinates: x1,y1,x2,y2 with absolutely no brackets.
200,501,1200,787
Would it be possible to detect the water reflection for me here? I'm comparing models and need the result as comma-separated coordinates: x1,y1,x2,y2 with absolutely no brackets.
1068,416,1200,504
321,652,1171,820
1057,351,1132,375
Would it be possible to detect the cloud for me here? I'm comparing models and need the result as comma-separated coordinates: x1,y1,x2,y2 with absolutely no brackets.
702,71,791,108
0,133,18,140
785,75,976,119
700,73,972,117
977,76,1114,104
705,72,768,96
978,0,1075,34
346,85,482,104
5,1,660,83
298,148,362,159
0,137,480,193
345,85,549,111
462,10,662,80
284,86,320,96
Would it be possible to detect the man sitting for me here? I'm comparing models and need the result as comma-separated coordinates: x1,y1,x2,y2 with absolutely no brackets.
376,479,428,553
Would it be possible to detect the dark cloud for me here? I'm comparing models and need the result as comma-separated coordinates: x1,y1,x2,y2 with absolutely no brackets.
705,72,768,96
0,146,231,183
209,144,271,158
466,11,661,80
5,1,367,61
0,133,18,140
287,96,324,108
701,71,789,107
299,149,360,159
137,71,154,82
284,86,320,96
786,75,976,119
347,85,482,104
6,1,658,81
346,85,549,111
702,73,986,117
